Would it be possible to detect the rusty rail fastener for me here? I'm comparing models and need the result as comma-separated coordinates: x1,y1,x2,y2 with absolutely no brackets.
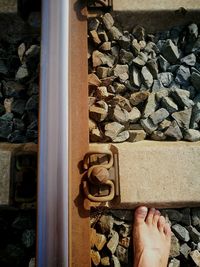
83,149,115,202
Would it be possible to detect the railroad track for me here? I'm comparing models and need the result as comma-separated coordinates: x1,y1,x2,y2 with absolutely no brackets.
36,1,200,266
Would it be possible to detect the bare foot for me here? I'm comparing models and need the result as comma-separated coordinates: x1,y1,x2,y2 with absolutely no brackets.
133,206,171,267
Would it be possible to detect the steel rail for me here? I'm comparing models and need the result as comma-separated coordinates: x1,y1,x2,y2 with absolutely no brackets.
37,0,69,266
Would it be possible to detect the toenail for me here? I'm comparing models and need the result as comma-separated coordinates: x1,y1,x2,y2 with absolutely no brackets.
137,206,148,214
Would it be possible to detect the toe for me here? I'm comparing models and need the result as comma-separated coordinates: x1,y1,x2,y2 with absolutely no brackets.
164,223,172,240
134,206,148,225
152,209,160,226
158,216,166,232
146,208,156,225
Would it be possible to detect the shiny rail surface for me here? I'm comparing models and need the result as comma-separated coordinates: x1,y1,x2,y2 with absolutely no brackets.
37,0,69,266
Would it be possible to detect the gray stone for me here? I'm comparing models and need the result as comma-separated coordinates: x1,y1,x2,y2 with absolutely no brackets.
161,96,179,114
114,64,129,81
152,80,163,92
96,67,110,79
165,120,183,140
25,95,38,111
128,129,146,142
130,91,149,106
118,35,131,50
190,250,200,266
193,93,200,104
28,258,36,267
90,30,101,45
180,243,191,259
101,257,110,266
112,255,121,267
170,233,180,257
141,66,153,88
88,18,100,31
150,108,169,124
90,128,104,142
171,89,194,108
89,105,107,122
168,64,180,73
0,103,5,116
119,223,132,237
158,119,171,131
113,82,126,94
99,42,111,51
140,118,157,134
119,236,130,249
190,103,200,129
188,23,198,40
161,39,180,64
119,49,134,65
129,107,141,123
91,249,101,266
131,65,142,87
133,52,148,67
98,215,114,234
113,131,129,143
191,72,200,92
187,225,200,243
144,41,159,53
184,129,200,141
92,50,115,67
146,59,158,79
111,46,120,57
112,95,132,112
108,26,123,41
0,59,8,75
180,53,196,66
175,65,191,87
22,229,35,248
104,122,125,140
110,210,133,222
151,130,166,141
192,208,200,230
112,105,130,124
172,224,190,242
131,39,141,55
102,13,114,30
94,233,107,251
15,63,29,80
88,73,101,87
107,230,119,254
172,108,192,129
11,99,26,115
0,117,13,139
158,55,170,72
98,30,109,42
182,208,191,226
143,93,157,118
157,72,174,87
163,209,182,222
191,242,198,250
96,86,109,99
156,89,169,102
115,245,128,264
129,123,143,130
4,98,13,113
168,258,180,267
132,25,145,40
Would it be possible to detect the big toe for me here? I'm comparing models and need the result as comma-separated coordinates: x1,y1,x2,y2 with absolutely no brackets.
134,206,148,225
